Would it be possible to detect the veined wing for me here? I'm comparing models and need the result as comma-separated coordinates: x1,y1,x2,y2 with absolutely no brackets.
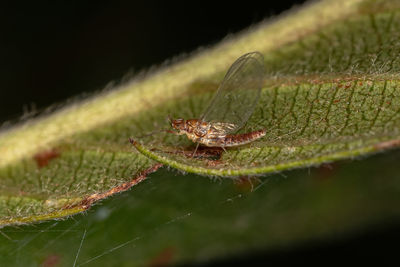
200,52,265,134
206,122,236,138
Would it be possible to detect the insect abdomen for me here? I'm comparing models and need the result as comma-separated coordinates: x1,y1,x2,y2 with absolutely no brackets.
221,129,266,147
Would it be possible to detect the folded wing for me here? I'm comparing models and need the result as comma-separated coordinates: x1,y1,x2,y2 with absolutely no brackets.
200,52,265,134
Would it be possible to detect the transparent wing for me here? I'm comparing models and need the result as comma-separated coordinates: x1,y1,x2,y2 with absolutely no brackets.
200,51,265,133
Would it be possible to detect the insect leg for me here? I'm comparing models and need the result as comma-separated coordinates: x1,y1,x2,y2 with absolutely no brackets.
192,143,200,158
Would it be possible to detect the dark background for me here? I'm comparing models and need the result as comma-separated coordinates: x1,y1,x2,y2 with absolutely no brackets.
1,0,398,264
0,0,307,123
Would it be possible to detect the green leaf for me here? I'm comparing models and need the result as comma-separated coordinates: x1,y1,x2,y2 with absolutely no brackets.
133,4,400,176
2,150,400,266
1,0,400,226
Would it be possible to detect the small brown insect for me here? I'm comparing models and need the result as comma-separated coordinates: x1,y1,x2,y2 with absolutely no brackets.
170,118,266,148
170,52,266,156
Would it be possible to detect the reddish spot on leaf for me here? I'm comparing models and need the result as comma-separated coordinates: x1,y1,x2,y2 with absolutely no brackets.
314,163,339,181
148,247,175,267
18,190,27,196
206,159,223,167
33,149,60,168
374,139,400,150
250,161,259,167
333,99,340,103
42,254,60,267
234,176,261,192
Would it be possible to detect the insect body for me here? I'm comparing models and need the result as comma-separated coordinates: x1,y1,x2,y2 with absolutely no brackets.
170,52,265,155
170,119,266,148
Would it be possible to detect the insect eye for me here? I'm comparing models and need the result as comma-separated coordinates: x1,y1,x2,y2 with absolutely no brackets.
172,118,184,126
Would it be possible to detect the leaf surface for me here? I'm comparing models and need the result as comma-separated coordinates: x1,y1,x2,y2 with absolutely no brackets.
133,8,400,176
1,0,400,225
